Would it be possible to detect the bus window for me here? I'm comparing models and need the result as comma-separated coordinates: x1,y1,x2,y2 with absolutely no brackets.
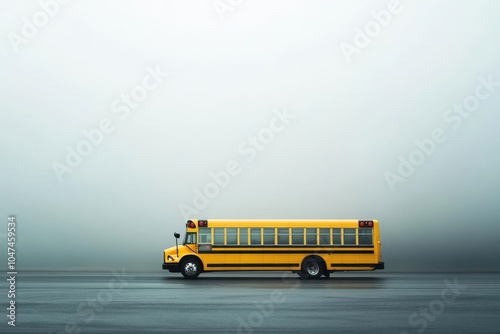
358,228,373,245
251,228,261,245
319,228,330,245
214,228,224,245
306,228,317,245
292,228,304,245
344,228,356,245
278,228,289,245
185,232,197,244
227,228,237,245
333,228,341,245
199,229,211,244
263,228,274,245
239,228,248,245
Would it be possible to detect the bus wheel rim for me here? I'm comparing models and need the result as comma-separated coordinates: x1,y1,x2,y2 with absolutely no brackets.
307,262,319,275
185,263,197,275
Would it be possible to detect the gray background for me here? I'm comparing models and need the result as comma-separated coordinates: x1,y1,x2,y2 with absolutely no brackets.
1,0,499,271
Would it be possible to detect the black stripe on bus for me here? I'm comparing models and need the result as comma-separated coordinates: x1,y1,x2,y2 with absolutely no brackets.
207,263,299,268
210,245,374,248
330,263,376,267
207,263,380,268
205,250,374,254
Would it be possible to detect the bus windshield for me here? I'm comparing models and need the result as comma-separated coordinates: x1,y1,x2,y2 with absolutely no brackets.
184,232,196,245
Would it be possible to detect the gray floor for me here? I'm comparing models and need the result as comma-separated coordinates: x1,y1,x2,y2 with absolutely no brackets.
1,271,498,333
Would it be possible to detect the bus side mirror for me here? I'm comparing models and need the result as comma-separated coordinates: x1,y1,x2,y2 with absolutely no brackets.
173,232,180,258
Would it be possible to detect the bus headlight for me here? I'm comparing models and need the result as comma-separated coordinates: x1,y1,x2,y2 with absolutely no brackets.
168,255,174,261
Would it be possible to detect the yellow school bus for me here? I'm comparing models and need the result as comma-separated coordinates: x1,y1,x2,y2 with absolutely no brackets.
162,219,384,279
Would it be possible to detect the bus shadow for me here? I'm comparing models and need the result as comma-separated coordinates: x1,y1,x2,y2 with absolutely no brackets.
161,274,386,289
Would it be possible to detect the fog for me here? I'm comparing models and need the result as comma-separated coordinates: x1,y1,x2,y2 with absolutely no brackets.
1,0,499,271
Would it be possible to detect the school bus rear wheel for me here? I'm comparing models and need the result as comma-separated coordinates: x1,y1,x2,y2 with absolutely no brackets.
301,257,324,279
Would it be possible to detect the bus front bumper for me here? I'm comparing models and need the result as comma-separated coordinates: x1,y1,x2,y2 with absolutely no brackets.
374,262,385,270
162,263,180,272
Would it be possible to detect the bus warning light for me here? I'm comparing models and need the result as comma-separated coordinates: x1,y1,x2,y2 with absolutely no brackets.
359,220,373,228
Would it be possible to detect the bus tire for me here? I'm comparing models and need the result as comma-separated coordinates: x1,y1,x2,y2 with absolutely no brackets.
301,257,324,279
180,257,202,279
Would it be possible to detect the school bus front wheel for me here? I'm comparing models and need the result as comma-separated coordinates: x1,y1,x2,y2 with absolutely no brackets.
180,257,202,279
